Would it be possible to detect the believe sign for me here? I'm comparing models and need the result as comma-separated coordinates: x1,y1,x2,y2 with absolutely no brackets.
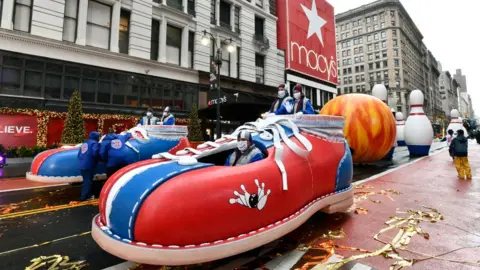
277,0,338,85
0,115,37,147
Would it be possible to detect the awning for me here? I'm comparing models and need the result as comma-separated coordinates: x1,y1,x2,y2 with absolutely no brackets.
199,89,274,122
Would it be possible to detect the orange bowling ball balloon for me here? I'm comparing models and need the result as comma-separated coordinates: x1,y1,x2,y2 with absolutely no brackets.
320,94,396,163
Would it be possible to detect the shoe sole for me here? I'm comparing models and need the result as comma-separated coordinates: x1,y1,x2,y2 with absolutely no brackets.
92,186,353,265
26,172,107,183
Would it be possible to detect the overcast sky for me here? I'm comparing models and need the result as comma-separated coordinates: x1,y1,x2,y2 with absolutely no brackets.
328,0,479,116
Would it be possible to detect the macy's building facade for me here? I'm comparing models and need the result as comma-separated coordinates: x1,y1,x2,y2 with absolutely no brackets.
0,0,336,133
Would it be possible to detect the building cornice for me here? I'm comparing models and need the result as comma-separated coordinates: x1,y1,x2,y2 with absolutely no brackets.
0,29,198,77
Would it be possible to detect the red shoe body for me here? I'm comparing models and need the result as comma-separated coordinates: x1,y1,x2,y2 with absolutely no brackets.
92,115,354,265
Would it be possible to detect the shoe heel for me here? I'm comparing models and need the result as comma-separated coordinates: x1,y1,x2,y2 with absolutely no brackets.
321,196,353,214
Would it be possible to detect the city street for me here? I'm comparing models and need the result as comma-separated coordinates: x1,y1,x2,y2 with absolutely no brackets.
0,142,460,270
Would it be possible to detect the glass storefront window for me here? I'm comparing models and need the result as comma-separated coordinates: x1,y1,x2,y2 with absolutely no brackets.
1,68,21,95
126,85,139,106
140,86,150,108
0,52,199,112
97,81,111,104
45,74,61,99
81,79,96,102
63,76,80,100
24,70,42,97
112,83,125,105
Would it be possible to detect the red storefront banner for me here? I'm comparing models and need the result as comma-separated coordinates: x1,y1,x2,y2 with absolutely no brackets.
277,0,338,85
0,114,136,148
0,115,38,147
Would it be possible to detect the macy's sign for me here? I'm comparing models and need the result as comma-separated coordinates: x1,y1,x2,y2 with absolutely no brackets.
290,41,337,82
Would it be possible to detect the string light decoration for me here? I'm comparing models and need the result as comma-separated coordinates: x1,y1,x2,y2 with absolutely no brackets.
0,107,189,147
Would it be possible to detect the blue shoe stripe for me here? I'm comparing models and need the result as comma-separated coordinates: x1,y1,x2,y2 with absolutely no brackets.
109,161,213,240
335,141,353,191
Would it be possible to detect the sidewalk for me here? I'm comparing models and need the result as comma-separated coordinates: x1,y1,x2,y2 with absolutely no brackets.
301,142,480,270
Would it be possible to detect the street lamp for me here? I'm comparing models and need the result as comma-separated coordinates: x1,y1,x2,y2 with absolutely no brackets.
200,30,235,139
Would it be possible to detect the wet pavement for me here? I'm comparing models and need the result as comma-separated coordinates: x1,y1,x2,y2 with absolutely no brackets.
2,141,472,270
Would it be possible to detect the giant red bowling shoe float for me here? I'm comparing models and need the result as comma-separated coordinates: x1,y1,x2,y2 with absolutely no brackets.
321,93,396,164
91,115,354,265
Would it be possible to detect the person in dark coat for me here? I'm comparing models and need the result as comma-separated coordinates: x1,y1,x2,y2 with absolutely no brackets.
99,128,117,178
78,131,100,201
449,129,472,180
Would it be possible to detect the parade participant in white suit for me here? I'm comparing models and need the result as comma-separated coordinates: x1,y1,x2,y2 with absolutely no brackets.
268,84,294,115
139,108,159,126
160,106,175,125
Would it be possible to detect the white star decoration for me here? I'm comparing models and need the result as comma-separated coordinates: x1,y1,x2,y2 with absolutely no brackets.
301,0,327,46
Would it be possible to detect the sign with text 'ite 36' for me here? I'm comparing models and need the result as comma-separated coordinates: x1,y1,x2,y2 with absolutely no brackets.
0,115,37,147
276,0,338,85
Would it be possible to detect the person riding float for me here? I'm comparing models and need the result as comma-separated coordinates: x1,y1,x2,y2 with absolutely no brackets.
160,106,175,125
139,108,159,126
225,130,264,166
269,84,293,115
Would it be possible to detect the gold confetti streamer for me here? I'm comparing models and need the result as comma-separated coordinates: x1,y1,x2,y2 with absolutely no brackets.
25,255,87,270
0,232,90,256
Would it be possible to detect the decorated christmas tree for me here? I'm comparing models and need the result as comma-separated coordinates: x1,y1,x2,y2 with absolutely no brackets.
61,90,85,144
187,103,203,142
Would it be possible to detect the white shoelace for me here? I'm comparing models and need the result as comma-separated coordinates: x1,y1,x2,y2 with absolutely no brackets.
156,117,313,191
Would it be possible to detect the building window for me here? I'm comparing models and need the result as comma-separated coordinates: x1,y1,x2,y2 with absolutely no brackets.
187,0,195,16
374,24,379,31
374,33,379,40
167,0,183,11
394,59,399,67
219,0,231,29
14,0,33,32
63,0,78,42
150,19,160,61
269,0,276,15
392,30,397,37
237,47,241,79
188,31,194,68
381,31,386,39
255,54,264,84
210,0,216,24
254,16,264,37
393,48,398,57
119,9,130,54
234,6,240,33
45,73,61,99
166,25,182,65
367,35,372,42
220,45,231,76
256,0,263,8
86,1,112,50
382,41,387,48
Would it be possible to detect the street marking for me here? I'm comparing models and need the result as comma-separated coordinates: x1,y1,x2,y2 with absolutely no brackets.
0,183,68,194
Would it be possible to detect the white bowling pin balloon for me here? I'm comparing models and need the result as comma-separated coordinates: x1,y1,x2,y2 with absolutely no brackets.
372,84,388,103
396,112,406,146
447,109,468,137
404,90,433,156
372,84,396,158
